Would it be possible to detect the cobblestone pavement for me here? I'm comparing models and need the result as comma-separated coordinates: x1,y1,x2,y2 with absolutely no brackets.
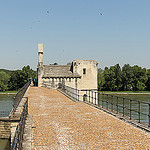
27,87,150,150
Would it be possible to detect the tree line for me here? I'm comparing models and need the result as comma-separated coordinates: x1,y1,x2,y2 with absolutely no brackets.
0,63,150,92
0,65,36,91
98,64,150,91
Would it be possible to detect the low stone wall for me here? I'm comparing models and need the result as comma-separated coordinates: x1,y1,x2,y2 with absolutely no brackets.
9,97,28,145
0,118,11,139
0,97,28,140
0,85,30,143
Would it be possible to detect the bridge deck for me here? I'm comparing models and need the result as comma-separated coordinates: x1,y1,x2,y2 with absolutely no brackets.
26,87,150,149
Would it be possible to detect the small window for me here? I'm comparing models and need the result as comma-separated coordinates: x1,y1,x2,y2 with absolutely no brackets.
83,68,86,74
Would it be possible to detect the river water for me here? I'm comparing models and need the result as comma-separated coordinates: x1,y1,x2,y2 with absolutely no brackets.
0,94,14,115
0,94,14,150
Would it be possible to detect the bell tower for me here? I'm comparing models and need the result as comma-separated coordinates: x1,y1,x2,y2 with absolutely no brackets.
38,44,44,87
38,44,43,67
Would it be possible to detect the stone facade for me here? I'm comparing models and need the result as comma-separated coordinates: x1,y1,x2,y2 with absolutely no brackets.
0,119,11,139
37,44,98,101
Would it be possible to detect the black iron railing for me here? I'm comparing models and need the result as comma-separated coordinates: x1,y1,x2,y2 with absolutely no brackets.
62,85,80,101
12,81,30,113
11,97,28,150
82,90,98,105
61,85,150,127
98,93,150,126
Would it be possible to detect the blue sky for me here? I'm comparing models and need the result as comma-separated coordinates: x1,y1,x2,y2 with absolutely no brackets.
0,0,150,70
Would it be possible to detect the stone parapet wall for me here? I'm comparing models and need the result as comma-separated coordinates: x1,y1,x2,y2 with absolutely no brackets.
0,97,28,140
0,118,11,139
0,85,30,142
10,97,28,145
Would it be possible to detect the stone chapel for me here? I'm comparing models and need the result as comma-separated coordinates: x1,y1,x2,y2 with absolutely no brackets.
37,44,98,92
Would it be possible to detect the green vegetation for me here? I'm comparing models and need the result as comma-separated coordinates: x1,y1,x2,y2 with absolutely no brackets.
0,65,36,91
0,91,18,93
98,64,150,91
50,62,58,65
0,72,10,91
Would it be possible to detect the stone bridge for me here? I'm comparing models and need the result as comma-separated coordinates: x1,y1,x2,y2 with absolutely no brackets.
23,86,150,149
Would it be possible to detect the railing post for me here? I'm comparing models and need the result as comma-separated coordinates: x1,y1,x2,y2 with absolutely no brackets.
89,90,90,103
98,92,100,106
95,92,96,105
86,90,87,102
130,99,132,120
148,103,150,127
111,95,113,111
91,91,93,104
138,101,140,123
106,94,108,109
102,94,104,108
78,90,79,101
116,97,118,113
123,98,125,117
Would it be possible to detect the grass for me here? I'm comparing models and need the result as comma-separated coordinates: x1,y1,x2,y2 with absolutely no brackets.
0,91,18,93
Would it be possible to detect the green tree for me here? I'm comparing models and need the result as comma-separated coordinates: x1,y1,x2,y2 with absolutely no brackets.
103,66,116,91
19,65,36,88
131,65,147,90
67,62,72,65
0,72,10,91
136,81,145,91
114,64,122,91
122,64,133,91
50,63,58,65
8,71,19,91
146,69,150,91
98,68,105,91
8,65,36,90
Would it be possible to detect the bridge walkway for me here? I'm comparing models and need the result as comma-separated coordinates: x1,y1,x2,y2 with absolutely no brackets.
26,87,150,149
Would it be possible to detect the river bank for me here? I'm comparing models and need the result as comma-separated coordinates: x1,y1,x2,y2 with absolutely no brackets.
0,93,16,95
0,91,17,95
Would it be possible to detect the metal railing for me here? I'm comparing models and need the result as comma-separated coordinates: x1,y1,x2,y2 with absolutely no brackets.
98,93,150,126
62,85,80,101
61,85,150,127
82,90,98,105
12,81,30,113
11,97,28,150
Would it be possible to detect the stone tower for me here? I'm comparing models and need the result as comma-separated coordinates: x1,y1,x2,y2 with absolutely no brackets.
72,60,98,102
38,44,44,87
73,60,98,91
38,44,43,67
37,44,98,103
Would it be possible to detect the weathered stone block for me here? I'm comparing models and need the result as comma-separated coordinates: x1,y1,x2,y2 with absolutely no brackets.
0,119,11,139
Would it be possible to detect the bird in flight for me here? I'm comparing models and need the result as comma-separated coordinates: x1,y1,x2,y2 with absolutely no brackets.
100,13,103,15
47,11,49,14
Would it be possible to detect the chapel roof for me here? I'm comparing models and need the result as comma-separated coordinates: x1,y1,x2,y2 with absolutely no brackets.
42,65,81,78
